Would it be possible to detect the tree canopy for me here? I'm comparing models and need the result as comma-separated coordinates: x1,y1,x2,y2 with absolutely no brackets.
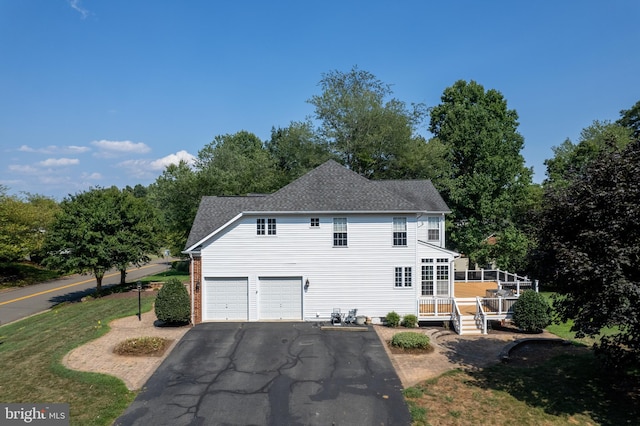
0,190,59,263
44,187,160,292
308,66,428,179
428,80,533,270
539,138,640,368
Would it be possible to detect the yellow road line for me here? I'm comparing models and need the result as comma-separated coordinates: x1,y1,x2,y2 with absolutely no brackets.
0,264,158,306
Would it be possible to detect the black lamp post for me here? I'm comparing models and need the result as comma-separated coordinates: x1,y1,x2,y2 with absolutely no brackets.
137,280,142,321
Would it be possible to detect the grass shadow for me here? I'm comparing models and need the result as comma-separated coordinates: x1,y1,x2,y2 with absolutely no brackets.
466,351,639,425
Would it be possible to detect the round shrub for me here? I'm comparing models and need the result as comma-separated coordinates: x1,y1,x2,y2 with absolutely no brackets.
154,278,191,325
402,314,418,328
512,290,551,333
385,311,401,327
390,332,430,350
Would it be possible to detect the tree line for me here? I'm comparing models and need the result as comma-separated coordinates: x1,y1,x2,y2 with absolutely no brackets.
1,66,639,368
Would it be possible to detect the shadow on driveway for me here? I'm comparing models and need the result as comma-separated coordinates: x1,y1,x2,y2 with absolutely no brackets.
115,322,411,426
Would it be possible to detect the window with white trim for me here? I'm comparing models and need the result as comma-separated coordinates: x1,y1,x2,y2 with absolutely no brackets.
310,217,320,227
395,266,412,287
257,218,276,235
393,217,407,246
436,258,449,295
421,258,449,296
333,218,347,246
427,216,440,241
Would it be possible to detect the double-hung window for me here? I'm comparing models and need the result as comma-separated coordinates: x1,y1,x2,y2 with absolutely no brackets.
257,218,276,235
395,267,412,287
333,218,347,247
427,217,440,241
393,217,407,246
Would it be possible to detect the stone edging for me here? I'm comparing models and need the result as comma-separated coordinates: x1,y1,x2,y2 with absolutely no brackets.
499,337,569,363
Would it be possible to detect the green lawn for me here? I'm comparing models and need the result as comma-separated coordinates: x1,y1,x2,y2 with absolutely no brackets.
0,294,155,425
405,351,639,425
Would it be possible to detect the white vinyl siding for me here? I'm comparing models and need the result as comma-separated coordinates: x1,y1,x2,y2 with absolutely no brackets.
199,214,454,321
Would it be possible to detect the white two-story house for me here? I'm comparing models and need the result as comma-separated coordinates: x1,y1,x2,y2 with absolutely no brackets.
183,160,459,324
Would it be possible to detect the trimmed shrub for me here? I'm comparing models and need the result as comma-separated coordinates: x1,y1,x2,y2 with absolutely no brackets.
171,260,190,273
390,332,430,349
402,314,418,328
154,278,191,324
512,290,551,333
385,311,401,327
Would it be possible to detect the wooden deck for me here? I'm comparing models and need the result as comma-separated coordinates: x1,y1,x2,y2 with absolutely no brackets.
454,281,498,298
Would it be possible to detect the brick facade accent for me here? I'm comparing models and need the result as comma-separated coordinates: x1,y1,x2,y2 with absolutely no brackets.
191,255,202,324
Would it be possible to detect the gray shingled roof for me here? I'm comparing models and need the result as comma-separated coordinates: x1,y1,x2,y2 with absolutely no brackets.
184,160,450,251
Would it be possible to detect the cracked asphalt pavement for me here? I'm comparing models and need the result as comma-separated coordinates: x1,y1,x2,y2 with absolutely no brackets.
115,322,411,426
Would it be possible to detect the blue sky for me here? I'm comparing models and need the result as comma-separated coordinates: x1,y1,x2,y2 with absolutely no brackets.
1,1,638,200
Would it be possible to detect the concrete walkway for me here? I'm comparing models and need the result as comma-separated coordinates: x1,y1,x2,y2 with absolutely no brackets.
62,310,190,390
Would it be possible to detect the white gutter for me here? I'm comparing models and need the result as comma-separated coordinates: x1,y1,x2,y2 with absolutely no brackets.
189,252,195,326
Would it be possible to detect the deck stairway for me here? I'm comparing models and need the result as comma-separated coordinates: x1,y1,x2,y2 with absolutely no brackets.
454,298,483,335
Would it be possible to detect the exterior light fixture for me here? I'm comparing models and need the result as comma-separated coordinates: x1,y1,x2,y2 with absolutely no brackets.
304,279,310,290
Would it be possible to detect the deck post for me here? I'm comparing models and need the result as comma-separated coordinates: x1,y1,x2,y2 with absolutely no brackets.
535,279,539,292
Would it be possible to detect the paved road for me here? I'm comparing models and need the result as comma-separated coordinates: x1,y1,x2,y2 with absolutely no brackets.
115,322,411,426
0,259,172,325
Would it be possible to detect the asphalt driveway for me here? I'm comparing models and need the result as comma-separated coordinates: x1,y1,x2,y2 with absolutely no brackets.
115,322,411,426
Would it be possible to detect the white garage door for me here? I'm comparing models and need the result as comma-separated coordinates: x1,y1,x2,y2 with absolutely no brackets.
204,277,248,320
259,277,302,320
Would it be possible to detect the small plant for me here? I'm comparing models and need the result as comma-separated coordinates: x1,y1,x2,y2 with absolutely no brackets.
403,387,424,398
390,332,431,350
385,311,401,327
113,336,170,356
154,277,191,325
512,290,552,333
402,314,418,328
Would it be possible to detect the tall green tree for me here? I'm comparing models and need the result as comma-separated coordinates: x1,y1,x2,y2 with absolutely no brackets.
110,189,161,284
148,161,200,257
266,120,334,185
195,130,280,195
617,99,640,140
308,66,427,179
539,139,640,368
428,80,533,270
43,187,160,292
0,190,59,263
544,120,633,189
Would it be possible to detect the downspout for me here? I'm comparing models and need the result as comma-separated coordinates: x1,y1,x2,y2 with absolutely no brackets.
189,253,195,326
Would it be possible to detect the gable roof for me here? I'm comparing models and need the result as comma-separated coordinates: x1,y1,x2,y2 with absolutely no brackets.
184,160,450,251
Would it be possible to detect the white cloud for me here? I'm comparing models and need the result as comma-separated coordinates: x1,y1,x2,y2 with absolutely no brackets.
68,0,89,19
67,145,91,154
81,172,102,180
39,158,80,167
17,145,91,155
115,150,195,180
92,139,151,157
149,150,196,170
9,164,39,174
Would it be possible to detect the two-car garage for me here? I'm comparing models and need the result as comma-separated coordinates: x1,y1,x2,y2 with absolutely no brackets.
203,277,302,321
